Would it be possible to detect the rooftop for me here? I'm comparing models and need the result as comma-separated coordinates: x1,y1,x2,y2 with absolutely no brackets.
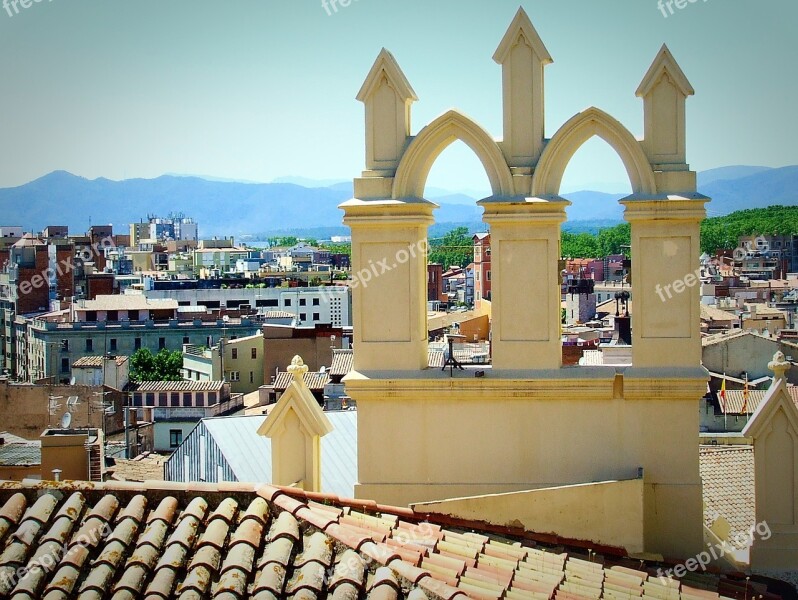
132,380,226,393
72,355,129,368
0,479,786,600
78,296,180,312
0,433,40,467
699,446,755,553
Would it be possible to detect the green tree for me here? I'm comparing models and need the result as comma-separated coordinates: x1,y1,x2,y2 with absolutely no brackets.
130,348,183,382
321,243,352,256
429,226,473,269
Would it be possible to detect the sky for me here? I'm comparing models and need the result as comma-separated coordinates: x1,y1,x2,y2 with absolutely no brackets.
0,0,796,197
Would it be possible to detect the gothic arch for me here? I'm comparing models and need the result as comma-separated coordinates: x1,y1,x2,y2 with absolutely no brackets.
392,110,515,200
531,107,657,197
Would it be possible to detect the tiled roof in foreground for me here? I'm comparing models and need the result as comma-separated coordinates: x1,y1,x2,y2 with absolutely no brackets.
0,480,786,600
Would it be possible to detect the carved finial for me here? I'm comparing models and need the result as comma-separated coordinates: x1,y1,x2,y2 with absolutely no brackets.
288,355,309,385
768,351,791,382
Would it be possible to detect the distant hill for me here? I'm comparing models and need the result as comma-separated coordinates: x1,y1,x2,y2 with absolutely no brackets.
697,165,773,187
0,165,795,238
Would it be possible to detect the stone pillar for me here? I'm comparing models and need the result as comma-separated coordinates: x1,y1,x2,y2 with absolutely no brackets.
480,197,569,370
341,198,435,372
621,197,708,369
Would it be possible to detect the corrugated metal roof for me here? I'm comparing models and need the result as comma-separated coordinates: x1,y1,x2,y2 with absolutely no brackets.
200,412,357,498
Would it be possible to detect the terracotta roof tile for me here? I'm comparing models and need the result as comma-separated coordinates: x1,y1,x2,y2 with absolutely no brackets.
253,561,287,596
0,480,789,600
267,510,300,543
21,494,59,525
148,497,180,525
258,536,295,569
196,519,229,551
0,493,27,525
285,561,327,595
53,492,85,521
699,445,755,543
206,497,238,525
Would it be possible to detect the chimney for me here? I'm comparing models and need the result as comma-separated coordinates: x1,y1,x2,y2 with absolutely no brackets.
613,315,632,346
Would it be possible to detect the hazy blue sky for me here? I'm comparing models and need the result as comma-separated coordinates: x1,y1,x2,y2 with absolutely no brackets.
0,0,795,196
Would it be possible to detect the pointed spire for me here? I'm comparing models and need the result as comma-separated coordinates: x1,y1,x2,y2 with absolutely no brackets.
637,45,694,170
636,45,694,98
493,7,552,65
493,7,552,169
357,49,417,174
356,48,418,104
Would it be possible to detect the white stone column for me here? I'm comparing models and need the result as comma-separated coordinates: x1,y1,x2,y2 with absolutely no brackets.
621,196,708,369
480,197,569,370
341,198,435,372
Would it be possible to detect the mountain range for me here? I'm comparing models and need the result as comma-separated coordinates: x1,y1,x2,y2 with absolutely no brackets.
0,165,795,239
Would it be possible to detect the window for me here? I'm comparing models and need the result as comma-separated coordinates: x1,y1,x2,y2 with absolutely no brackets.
183,393,192,407
109,338,117,352
250,371,254,384
146,393,155,405
208,392,217,405
230,371,240,382
158,393,168,407
129,310,139,321
183,337,190,345
169,429,183,448
313,313,320,321
487,271,491,281
231,348,238,360
196,393,205,407
251,348,257,359
107,310,119,322
171,392,180,407
134,337,142,351
158,337,166,350
312,298,320,306
85,339,93,352
300,313,307,322
61,358,69,373
284,299,291,307
299,298,307,307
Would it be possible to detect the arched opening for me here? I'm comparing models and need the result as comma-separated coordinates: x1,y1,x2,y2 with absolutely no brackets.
532,107,656,197
393,110,514,200
559,138,633,361
416,137,496,368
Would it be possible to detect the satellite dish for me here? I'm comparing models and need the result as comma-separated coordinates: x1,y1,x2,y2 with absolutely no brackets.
60,412,72,429
69,377,76,385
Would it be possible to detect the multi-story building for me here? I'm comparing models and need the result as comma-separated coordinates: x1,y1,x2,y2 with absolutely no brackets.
735,235,796,279
0,234,75,378
144,285,352,328
473,233,491,303
130,214,198,246
20,294,263,384
182,333,265,394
